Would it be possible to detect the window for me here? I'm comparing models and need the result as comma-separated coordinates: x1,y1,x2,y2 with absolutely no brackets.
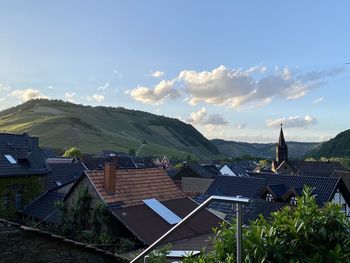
290,196,297,205
15,193,22,209
265,193,274,202
4,154,17,164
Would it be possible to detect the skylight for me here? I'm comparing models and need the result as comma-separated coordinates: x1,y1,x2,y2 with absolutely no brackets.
143,198,182,225
4,154,17,164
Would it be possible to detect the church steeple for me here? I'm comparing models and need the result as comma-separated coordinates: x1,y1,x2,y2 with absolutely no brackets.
276,123,288,165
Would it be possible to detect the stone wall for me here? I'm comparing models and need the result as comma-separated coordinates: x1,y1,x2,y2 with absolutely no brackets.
0,219,128,263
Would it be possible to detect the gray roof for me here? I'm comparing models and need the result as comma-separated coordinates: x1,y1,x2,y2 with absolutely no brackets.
0,133,48,177
288,161,347,177
46,160,86,190
206,172,345,206
22,189,64,223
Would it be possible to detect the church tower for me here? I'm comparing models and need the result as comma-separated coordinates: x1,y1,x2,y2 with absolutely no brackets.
276,124,288,166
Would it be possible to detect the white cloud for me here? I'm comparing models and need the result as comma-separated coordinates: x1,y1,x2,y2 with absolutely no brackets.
65,92,76,103
113,69,122,78
0,84,11,92
86,94,105,102
151,70,165,78
126,80,180,105
97,82,109,91
186,107,229,126
235,123,246,130
47,86,54,90
11,88,49,102
312,97,324,104
266,115,317,128
128,65,342,109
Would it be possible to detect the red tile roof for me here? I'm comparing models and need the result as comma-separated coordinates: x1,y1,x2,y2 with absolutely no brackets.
86,168,185,207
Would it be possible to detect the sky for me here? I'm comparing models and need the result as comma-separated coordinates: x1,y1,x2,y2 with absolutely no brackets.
0,1,349,143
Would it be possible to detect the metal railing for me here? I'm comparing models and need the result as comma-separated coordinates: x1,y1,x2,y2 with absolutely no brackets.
130,195,250,263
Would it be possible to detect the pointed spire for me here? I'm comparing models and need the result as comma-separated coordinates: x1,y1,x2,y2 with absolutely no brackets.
278,123,286,146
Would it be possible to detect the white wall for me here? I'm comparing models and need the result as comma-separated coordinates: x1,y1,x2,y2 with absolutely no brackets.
331,189,350,218
220,165,236,176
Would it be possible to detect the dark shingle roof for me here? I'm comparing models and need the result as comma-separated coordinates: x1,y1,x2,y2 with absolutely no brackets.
0,133,48,177
288,161,346,177
206,176,267,198
223,163,249,176
83,156,137,170
46,160,86,190
22,190,64,223
201,164,221,176
249,172,340,205
111,197,221,245
206,172,341,206
194,194,284,223
41,147,58,158
173,163,220,180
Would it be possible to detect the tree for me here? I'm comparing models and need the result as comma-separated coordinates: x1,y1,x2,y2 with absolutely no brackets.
154,187,350,263
63,147,82,158
128,148,136,155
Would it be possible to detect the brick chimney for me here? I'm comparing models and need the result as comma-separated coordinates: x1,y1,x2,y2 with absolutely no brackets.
104,162,116,194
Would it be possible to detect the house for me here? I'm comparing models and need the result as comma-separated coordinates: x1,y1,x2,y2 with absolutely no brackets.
220,163,250,177
0,133,49,217
173,163,221,181
22,158,87,223
172,163,221,194
98,150,155,168
63,163,222,249
82,156,137,170
196,172,350,221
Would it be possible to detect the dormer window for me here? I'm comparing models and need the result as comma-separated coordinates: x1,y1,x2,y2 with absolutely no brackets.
4,154,17,164
266,193,274,202
290,196,297,205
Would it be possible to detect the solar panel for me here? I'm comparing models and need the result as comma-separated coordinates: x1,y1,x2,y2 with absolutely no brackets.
143,198,182,225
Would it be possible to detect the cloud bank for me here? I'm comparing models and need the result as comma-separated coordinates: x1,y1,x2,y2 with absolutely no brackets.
11,89,49,102
186,107,229,126
266,115,317,128
128,65,342,109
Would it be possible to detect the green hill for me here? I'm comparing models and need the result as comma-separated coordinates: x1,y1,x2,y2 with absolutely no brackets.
0,99,220,159
211,139,321,159
309,129,350,158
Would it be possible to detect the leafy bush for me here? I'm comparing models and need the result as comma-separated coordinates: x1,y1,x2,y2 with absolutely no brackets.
63,147,82,158
155,187,350,263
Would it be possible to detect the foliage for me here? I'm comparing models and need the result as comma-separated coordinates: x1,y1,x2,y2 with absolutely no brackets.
258,159,269,169
0,176,44,218
128,148,136,155
117,238,137,254
146,245,172,263
311,129,350,158
156,187,350,263
63,147,82,158
56,187,112,245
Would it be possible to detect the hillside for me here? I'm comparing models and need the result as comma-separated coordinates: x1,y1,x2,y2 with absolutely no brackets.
309,129,350,158
0,99,220,159
211,139,321,159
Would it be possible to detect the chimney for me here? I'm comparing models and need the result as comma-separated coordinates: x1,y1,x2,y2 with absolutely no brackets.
104,162,116,194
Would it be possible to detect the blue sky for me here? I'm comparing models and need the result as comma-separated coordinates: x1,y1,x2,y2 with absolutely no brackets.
0,1,349,143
